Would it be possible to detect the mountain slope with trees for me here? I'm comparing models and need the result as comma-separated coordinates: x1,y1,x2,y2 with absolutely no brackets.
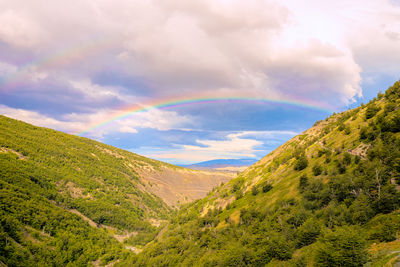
0,115,232,266
128,81,400,266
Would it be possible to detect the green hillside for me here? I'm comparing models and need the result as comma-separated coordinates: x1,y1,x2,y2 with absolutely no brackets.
128,81,400,266
0,116,178,266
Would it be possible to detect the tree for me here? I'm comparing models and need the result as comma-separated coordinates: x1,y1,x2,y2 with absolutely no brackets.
295,219,321,248
314,226,368,267
349,194,374,224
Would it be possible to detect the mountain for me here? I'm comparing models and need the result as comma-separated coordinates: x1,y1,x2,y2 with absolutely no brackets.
182,158,258,172
127,81,400,266
0,115,232,266
136,166,233,207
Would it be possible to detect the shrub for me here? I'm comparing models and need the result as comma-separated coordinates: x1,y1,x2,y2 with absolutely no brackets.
344,126,351,135
381,110,400,133
365,104,380,119
262,184,273,193
325,156,331,163
294,156,308,171
343,153,352,165
312,164,322,176
252,186,259,195
299,175,309,191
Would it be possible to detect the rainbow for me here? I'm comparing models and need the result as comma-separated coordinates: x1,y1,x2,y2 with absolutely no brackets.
77,96,334,136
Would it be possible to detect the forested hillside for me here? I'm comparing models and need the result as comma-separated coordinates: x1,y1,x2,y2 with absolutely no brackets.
0,115,231,266
129,81,400,266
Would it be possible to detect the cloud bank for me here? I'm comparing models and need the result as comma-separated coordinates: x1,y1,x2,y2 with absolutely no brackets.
2,0,398,108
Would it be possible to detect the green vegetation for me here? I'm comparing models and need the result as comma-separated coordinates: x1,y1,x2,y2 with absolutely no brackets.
315,226,368,267
2,81,400,266
125,81,400,266
0,116,172,266
0,180,125,266
294,155,308,171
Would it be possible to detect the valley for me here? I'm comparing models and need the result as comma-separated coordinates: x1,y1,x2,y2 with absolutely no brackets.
0,115,233,266
1,81,400,266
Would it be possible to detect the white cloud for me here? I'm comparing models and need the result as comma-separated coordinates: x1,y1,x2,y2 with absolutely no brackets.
0,61,18,77
350,12,400,77
115,108,193,132
282,0,400,88
1,0,400,117
232,130,298,138
69,79,124,102
119,126,138,134
183,135,262,156
147,131,263,163
1,0,388,109
0,61,49,92
0,104,85,133
143,129,300,163
0,9,45,47
116,0,370,106
0,104,193,138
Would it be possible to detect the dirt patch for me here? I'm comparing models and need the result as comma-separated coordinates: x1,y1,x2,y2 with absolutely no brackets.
0,147,27,159
68,209,98,227
92,259,101,267
230,210,241,225
215,196,235,210
22,230,42,245
201,203,214,217
67,209,138,243
96,145,124,159
91,153,100,160
113,232,137,243
214,166,248,173
147,218,167,227
64,182,91,199
94,177,104,185
348,143,370,158
306,120,330,137
105,260,120,267
125,246,142,254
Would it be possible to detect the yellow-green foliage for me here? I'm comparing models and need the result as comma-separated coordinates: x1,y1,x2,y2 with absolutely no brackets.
0,116,173,265
128,81,400,266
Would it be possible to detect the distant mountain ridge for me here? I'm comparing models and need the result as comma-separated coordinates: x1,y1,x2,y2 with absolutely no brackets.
181,158,258,172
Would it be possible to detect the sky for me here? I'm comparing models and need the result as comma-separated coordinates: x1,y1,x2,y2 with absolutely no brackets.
0,0,399,165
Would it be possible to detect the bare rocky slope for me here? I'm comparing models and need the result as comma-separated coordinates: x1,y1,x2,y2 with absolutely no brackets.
136,166,233,207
